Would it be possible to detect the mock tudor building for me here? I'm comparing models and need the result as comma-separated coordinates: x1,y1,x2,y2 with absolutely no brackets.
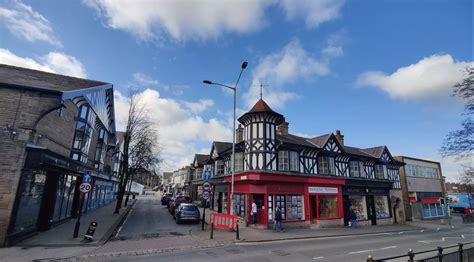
192,99,405,228
0,65,119,246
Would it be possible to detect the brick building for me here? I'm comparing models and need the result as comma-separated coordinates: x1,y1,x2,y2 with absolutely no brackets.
0,65,119,246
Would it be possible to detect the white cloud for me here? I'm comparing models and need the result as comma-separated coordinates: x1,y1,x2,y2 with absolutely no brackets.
83,0,269,41
0,0,62,47
357,54,473,99
131,72,189,96
184,99,214,113
114,88,231,172
83,0,344,41
0,48,87,78
279,0,345,29
243,38,338,109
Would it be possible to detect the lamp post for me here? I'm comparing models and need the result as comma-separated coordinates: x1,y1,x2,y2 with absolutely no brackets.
203,61,248,215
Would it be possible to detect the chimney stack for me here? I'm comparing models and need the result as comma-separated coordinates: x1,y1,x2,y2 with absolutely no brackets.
335,130,344,145
277,122,289,135
236,124,243,143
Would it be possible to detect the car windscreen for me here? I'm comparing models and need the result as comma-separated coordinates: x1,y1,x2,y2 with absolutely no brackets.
182,206,198,211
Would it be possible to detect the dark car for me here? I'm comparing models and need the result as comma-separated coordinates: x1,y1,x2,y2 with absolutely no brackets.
175,203,200,224
169,196,191,215
161,193,173,206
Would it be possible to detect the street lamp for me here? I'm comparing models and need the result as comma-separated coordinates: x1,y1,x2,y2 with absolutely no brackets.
203,61,248,215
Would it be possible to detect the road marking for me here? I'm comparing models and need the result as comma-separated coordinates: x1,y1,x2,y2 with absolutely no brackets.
418,238,445,244
398,232,404,234
313,256,324,260
462,235,465,239
436,228,440,231
348,246,396,254
420,230,424,232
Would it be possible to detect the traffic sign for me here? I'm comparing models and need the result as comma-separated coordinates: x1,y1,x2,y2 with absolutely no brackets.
202,182,211,192
79,182,92,193
202,169,213,182
83,173,92,183
202,191,210,200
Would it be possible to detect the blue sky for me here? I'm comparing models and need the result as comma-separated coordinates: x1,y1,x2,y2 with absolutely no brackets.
0,0,472,180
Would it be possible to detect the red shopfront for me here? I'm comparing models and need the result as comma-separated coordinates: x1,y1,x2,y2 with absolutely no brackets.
223,172,345,227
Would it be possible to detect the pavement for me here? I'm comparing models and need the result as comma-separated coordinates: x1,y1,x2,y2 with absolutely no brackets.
1,193,471,262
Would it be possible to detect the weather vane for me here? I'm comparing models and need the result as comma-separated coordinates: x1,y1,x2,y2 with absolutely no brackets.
255,82,268,100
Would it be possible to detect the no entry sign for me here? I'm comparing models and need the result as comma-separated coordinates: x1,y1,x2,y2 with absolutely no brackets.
202,182,211,192
79,182,92,193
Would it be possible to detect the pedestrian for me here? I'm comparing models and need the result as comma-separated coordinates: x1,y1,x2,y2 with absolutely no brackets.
252,200,257,225
273,207,283,232
349,208,357,229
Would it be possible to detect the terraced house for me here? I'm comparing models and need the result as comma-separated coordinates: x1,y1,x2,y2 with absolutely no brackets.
0,65,119,246
191,98,405,228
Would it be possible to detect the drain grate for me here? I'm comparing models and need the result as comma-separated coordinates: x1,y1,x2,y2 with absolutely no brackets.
140,233,160,239
225,248,242,254
169,231,184,236
272,250,291,256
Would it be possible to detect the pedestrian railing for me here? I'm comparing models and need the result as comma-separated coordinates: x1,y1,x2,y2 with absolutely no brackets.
367,242,473,262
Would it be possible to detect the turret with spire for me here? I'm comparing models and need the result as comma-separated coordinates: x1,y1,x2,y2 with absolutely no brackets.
238,99,285,171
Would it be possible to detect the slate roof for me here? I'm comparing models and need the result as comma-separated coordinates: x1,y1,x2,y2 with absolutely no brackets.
0,64,108,93
277,133,316,148
213,141,233,155
343,146,376,158
194,154,210,165
308,134,331,148
360,146,386,158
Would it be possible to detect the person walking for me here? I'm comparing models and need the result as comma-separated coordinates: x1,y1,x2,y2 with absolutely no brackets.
349,208,357,229
252,200,257,225
273,207,283,232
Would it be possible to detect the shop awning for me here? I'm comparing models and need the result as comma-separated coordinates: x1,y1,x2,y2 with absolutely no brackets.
421,197,440,204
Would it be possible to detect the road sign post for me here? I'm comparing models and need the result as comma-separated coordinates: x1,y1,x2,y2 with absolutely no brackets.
74,172,92,238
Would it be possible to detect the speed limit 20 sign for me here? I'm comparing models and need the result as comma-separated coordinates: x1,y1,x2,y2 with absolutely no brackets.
79,182,92,193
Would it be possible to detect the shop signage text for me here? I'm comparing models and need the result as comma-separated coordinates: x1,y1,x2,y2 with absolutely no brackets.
308,186,338,194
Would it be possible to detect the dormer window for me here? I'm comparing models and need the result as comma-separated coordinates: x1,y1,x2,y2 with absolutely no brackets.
278,151,299,172
215,160,224,175
318,156,335,175
349,161,365,177
375,164,388,179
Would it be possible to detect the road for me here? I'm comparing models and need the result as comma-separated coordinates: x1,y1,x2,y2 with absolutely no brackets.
110,194,472,261
114,194,200,241
111,227,471,261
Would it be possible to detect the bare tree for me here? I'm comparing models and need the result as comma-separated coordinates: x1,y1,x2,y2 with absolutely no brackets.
441,66,473,158
457,165,473,194
115,91,160,213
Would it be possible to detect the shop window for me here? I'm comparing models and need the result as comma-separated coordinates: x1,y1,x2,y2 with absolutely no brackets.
268,195,274,221
234,194,246,217
374,164,387,179
318,195,338,218
276,195,286,220
374,196,390,218
318,156,335,175
287,195,303,220
349,196,367,220
13,170,46,234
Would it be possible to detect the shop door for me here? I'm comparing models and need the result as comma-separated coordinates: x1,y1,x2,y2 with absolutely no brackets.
367,196,377,225
37,173,59,231
343,196,350,226
252,194,265,224
217,192,223,213
310,195,317,221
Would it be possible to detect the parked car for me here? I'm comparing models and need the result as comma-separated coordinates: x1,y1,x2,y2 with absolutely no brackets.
175,203,200,224
169,196,192,215
161,193,173,206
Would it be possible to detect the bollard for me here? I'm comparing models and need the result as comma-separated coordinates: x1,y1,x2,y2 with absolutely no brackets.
236,223,240,240
408,249,415,262
458,243,464,261
210,223,214,239
437,246,443,262
367,255,373,262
